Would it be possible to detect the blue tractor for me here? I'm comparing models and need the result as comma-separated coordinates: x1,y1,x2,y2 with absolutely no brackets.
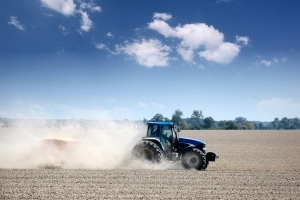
132,121,218,170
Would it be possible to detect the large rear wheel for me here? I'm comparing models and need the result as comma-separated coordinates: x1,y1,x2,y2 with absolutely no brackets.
182,148,206,170
132,140,163,163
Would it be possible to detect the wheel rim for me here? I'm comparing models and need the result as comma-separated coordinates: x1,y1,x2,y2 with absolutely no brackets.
185,154,200,168
137,148,154,161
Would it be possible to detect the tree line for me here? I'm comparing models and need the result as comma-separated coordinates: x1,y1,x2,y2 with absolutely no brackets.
1,110,299,130
144,109,300,130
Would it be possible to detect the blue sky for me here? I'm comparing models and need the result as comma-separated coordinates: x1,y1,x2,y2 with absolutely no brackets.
0,0,299,121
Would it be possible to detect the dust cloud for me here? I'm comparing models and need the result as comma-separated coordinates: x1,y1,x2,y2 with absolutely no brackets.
0,120,140,169
0,120,182,170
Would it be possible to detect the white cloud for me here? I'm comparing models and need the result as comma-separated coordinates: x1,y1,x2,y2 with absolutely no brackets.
95,43,106,49
58,25,69,35
175,23,224,50
41,0,76,16
8,16,25,31
78,10,92,31
95,43,115,54
256,56,288,68
80,1,101,12
148,13,247,64
260,60,272,66
91,6,101,12
177,46,195,61
236,35,250,46
257,97,300,119
77,0,103,32
148,17,176,37
199,42,240,64
153,12,172,21
116,39,171,67
107,32,114,37
273,56,287,64
41,0,101,32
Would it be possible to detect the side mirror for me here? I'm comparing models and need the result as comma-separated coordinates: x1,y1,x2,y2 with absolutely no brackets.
173,125,181,132
179,126,182,132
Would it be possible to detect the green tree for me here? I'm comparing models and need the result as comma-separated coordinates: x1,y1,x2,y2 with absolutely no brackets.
203,117,216,129
171,109,187,129
279,117,289,129
291,118,300,129
150,113,164,122
257,122,265,130
217,120,226,129
235,117,247,124
224,120,236,130
234,117,255,130
272,118,280,129
190,110,204,129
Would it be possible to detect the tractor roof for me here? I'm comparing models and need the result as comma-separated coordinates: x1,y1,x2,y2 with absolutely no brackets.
147,121,174,126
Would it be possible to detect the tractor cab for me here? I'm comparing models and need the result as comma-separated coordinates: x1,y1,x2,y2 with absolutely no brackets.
146,122,178,152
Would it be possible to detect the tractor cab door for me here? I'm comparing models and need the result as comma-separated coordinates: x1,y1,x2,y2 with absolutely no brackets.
162,125,180,160
160,125,175,151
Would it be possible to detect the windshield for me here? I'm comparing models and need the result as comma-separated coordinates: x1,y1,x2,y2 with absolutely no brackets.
162,125,172,139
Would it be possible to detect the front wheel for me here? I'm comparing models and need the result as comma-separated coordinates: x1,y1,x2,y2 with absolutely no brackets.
181,148,206,170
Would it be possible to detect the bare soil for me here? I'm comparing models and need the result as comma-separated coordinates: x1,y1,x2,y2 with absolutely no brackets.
1,130,300,199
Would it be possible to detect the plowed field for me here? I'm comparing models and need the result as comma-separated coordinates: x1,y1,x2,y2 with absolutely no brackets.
1,130,299,199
